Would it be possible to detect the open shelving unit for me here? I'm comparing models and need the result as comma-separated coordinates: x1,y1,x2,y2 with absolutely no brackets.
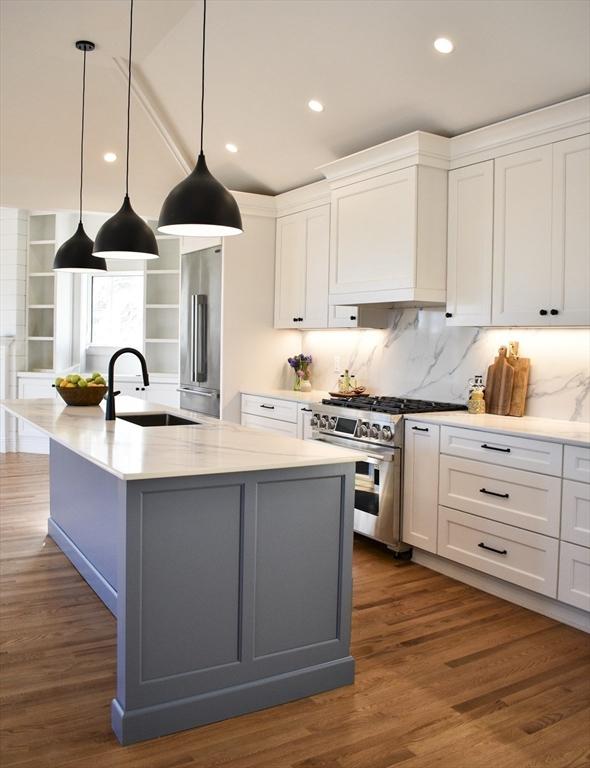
26,214,57,371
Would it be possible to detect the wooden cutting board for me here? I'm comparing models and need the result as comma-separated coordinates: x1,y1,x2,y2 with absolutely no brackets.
507,343,530,417
485,347,515,415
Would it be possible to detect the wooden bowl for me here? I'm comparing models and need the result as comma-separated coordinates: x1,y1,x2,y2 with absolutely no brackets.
56,385,108,406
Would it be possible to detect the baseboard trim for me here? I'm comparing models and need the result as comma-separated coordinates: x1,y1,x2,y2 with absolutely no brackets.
48,518,117,616
412,549,590,633
112,656,355,745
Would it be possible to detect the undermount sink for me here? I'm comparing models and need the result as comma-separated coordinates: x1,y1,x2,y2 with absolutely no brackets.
117,413,201,427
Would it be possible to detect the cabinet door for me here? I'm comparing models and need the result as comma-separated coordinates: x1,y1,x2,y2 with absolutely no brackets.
328,305,359,328
330,168,416,297
550,135,590,325
274,213,305,328
297,406,314,440
492,146,553,325
301,206,330,329
558,541,590,611
446,161,493,326
402,421,440,553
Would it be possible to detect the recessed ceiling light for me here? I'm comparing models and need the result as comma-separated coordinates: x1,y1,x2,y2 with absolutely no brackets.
308,99,324,113
434,37,454,54
225,143,238,153
103,152,117,162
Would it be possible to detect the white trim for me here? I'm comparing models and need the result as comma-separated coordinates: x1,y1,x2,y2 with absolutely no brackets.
275,180,330,217
412,547,590,633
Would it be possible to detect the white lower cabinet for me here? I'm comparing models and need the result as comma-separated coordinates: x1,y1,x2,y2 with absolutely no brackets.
561,480,590,548
17,376,55,453
241,412,298,437
297,405,315,440
438,505,559,597
402,421,440,553
558,541,590,611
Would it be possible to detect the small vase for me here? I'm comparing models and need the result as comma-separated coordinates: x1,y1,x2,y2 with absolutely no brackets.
300,379,312,392
293,375,302,391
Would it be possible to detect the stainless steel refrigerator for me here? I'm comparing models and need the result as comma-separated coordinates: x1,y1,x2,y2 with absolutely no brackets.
178,246,222,417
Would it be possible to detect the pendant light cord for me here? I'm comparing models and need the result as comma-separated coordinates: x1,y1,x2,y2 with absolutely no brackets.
79,48,87,223
125,0,134,197
200,0,206,154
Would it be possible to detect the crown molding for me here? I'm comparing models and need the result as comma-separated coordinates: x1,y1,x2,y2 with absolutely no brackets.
317,131,450,188
233,191,277,218
449,94,590,169
275,180,330,217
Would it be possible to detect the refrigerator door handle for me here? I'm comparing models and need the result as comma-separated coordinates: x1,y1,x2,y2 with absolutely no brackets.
190,294,197,383
196,294,208,383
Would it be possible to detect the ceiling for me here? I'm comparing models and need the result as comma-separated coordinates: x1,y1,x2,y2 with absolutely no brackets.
1,0,589,217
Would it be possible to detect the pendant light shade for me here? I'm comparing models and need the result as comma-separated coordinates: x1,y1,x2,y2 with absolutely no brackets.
54,41,107,273
157,0,242,238
93,0,158,261
158,153,242,237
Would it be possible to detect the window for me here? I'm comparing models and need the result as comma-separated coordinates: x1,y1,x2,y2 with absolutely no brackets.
90,274,143,348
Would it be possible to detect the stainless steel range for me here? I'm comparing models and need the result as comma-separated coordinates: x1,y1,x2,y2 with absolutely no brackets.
310,396,466,555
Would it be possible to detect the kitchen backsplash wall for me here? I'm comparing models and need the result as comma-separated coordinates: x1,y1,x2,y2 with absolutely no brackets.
302,309,590,422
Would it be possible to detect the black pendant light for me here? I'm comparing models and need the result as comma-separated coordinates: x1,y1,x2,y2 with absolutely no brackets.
157,0,243,237
93,0,158,260
54,41,107,273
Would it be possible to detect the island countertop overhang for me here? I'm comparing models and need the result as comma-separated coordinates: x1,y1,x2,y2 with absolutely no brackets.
1,396,363,480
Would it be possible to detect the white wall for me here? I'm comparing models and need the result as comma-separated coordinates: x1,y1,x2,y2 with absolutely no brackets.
0,207,28,451
222,214,299,423
303,309,590,422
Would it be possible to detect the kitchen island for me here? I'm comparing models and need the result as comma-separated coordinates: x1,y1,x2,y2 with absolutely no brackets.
1,396,360,745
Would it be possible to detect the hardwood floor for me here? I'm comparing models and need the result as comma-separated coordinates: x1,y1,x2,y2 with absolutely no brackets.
1,453,589,768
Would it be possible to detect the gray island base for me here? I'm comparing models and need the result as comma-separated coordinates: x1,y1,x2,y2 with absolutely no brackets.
48,439,355,745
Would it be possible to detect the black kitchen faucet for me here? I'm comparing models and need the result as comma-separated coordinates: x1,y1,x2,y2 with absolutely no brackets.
105,347,150,421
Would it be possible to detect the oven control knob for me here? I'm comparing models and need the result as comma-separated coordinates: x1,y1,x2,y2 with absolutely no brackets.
380,426,393,441
310,414,320,428
359,421,370,438
328,416,337,430
369,424,380,439
319,415,329,429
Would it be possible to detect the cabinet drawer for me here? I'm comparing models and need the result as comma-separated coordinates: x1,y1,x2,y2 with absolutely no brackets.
439,455,561,537
558,541,590,611
241,412,298,437
561,480,590,547
241,394,298,423
440,426,562,476
438,506,558,597
563,445,590,484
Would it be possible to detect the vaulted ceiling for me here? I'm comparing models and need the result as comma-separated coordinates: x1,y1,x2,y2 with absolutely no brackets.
1,0,589,217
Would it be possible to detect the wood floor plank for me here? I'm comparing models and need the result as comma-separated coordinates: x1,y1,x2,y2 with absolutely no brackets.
1,452,589,768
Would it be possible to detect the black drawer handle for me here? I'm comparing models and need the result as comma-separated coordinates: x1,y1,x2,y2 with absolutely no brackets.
550,309,559,316
478,542,507,556
301,407,312,412
412,426,429,432
480,487,510,499
260,404,275,410
539,309,548,316
445,312,453,318
481,443,511,453
350,315,357,321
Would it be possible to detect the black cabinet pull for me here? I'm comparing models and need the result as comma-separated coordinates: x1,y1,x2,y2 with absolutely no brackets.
412,426,429,432
481,443,511,453
550,309,559,316
350,315,357,321
539,309,548,316
260,404,275,410
292,317,298,322
445,312,453,318
478,542,507,556
298,317,304,322
135,387,139,391
480,487,510,499
301,407,312,412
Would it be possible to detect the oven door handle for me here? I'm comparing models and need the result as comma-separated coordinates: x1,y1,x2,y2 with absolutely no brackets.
314,435,397,462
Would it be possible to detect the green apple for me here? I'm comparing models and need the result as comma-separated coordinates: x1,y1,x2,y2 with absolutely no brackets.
77,378,88,388
54,377,63,387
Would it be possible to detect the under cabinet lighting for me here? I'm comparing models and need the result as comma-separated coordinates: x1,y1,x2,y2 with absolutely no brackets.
225,143,238,153
103,152,117,162
308,99,324,113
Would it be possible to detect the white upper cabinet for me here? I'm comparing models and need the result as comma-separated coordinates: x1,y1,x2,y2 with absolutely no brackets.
492,136,590,326
446,161,494,326
551,134,590,326
328,165,447,306
274,204,349,329
492,145,554,325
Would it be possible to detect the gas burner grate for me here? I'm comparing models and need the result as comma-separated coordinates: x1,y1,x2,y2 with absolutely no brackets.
321,396,466,415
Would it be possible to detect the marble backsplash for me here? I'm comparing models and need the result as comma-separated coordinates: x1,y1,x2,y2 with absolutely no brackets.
302,309,590,422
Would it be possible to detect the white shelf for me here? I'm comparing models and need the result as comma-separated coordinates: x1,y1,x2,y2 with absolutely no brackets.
28,336,53,341
30,240,56,246
146,270,180,275
146,304,179,309
29,272,55,277
145,338,179,344
29,304,55,309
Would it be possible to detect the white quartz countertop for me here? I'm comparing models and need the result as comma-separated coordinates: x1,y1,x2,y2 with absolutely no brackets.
241,388,328,403
409,411,590,447
1,397,363,480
